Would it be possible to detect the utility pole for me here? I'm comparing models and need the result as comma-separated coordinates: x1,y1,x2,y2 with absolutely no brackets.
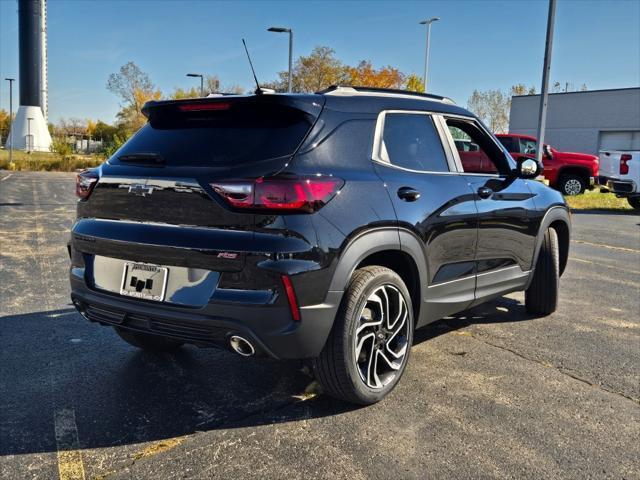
535,0,556,168
5,78,15,164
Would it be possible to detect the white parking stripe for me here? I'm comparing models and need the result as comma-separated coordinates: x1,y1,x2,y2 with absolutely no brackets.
0,173,13,181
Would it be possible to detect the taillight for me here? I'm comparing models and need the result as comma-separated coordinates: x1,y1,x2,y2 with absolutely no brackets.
281,275,301,321
620,154,632,175
76,169,98,200
211,176,344,213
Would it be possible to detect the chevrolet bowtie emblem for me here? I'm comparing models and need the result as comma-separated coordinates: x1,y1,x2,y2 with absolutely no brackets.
128,184,154,196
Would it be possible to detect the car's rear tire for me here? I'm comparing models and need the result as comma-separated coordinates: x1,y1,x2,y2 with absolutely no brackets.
525,228,559,315
312,266,414,405
558,174,586,196
115,328,184,353
628,196,640,210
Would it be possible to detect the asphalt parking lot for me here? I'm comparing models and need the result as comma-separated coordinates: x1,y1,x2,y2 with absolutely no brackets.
1,171,638,479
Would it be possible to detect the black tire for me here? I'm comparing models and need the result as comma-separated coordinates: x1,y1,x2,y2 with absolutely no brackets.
311,266,414,405
558,174,586,196
628,196,640,210
525,228,559,315
115,328,184,353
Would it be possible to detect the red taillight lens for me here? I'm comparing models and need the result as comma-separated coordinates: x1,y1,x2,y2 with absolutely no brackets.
178,102,230,112
620,154,632,175
211,176,344,213
281,275,301,322
76,170,98,200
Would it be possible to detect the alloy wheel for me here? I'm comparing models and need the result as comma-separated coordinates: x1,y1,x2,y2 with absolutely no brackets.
353,285,409,389
564,178,582,195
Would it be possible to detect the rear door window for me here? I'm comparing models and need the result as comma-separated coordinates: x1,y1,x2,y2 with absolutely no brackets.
378,113,449,172
111,101,315,167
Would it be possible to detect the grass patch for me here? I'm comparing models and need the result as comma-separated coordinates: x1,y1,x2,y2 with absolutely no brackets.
0,149,103,172
565,190,632,212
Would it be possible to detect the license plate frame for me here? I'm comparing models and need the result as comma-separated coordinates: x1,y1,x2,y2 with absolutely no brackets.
120,262,169,302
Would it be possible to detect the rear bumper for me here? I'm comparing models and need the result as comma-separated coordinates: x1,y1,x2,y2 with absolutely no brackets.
597,176,637,195
70,269,341,359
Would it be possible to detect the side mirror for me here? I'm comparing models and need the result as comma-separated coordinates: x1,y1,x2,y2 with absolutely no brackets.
543,144,553,160
517,158,540,179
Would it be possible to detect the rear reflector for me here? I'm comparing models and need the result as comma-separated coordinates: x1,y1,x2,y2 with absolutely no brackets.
76,169,99,200
620,154,632,175
178,102,231,112
281,275,301,322
211,175,344,213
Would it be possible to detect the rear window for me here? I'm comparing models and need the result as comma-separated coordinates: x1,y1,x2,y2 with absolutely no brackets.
497,136,516,151
111,101,315,166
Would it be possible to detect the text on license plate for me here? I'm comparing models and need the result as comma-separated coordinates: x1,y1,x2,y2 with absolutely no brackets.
120,262,168,301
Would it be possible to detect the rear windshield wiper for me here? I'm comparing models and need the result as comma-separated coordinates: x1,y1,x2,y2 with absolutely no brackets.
118,153,165,165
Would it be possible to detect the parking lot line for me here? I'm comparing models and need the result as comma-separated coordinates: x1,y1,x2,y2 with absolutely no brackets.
572,239,640,254
572,256,640,275
0,173,13,181
54,409,86,480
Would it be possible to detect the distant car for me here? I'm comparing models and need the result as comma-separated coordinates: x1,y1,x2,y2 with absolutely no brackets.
496,134,599,196
69,86,571,405
598,149,640,210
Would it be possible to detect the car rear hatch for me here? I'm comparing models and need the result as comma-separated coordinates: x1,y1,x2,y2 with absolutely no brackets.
72,95,323,289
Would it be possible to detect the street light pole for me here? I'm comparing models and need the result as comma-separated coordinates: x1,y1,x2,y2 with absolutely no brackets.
5,78,15,164
268,27,293,92
535,0,556,169
186,73,204,96
419,17,440,93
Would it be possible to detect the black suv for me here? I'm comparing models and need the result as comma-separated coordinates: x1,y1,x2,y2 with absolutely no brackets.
69,86,570,404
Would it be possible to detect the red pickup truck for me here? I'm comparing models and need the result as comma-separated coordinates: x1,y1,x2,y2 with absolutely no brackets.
496,134,598,195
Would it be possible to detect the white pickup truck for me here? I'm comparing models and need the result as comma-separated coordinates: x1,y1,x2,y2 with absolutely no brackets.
598,150,640,210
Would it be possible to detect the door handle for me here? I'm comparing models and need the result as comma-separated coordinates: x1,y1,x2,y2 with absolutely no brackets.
397,187,421,201
477,186,493,199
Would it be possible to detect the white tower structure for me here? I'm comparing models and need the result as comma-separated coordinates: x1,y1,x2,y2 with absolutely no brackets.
5,0,52,152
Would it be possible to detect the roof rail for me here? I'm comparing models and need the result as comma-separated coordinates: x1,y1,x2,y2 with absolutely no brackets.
317,85,455,104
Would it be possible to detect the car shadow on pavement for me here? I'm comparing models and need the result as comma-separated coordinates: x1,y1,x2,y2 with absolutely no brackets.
0,307,354,456
413,296,534,346
0,297,532,456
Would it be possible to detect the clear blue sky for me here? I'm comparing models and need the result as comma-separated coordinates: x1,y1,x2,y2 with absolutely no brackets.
1,0,638,124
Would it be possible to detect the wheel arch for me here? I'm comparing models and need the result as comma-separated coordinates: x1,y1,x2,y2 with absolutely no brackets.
526,206,571,288
557,166,591,182
327,227,427,325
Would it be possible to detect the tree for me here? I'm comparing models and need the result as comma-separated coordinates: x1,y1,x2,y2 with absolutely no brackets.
289,46,349,92
466,89,510,133
169,87,201,100
107,62,161,133
0,109,11,145
347,61,404,89
510,84,536,96
405,74,425,93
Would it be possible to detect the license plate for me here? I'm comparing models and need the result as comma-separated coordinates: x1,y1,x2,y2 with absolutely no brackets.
120,262,168,301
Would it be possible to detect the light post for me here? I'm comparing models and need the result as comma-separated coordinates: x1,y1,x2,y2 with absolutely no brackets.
419,17,440,93
268,27,293,92
27,117,33,153
5,78,15,164
535,0,556,169
186,73,204,97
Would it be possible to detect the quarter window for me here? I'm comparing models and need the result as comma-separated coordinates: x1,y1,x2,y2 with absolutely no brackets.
379,113,449,172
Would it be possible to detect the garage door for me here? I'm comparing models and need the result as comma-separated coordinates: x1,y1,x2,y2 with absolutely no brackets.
599,130,640,150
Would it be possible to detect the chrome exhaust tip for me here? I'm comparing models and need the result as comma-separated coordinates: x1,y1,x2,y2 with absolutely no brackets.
229,335,255,357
